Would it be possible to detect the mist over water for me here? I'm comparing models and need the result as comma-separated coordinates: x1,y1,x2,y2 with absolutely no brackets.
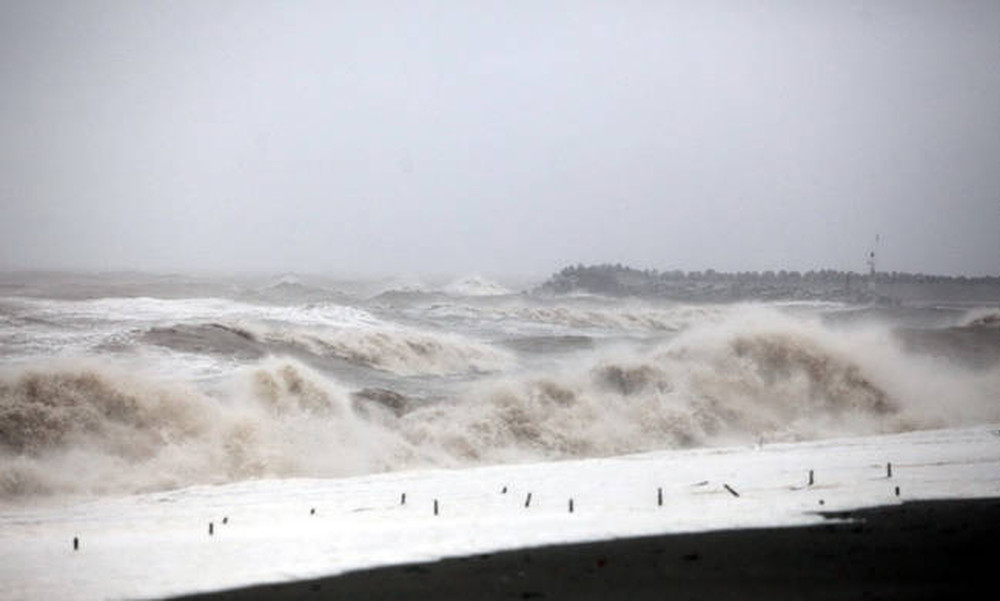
1,273,998,501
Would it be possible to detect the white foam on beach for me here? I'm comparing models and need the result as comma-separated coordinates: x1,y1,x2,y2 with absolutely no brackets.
1,424,998,600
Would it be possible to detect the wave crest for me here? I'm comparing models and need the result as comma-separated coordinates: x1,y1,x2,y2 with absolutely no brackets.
0,366,207,458
0,359,417,499
142,321,514,376
962,308,1000,329
425,302,728,333
729,333,895,416
281,328,513,376
417,313,992,463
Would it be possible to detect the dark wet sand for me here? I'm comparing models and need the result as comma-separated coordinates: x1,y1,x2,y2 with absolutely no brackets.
175,498,1000,600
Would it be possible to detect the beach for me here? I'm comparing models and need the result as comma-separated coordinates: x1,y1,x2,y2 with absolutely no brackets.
177,498,1000,600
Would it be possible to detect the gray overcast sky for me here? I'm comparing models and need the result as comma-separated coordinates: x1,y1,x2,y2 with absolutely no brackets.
1,1,998,277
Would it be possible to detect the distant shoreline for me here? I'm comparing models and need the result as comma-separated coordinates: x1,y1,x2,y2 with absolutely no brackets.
537,264,1000,304
174,497,1000,600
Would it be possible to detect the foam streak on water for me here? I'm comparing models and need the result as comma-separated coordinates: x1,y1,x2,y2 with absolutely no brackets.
1,274,998,501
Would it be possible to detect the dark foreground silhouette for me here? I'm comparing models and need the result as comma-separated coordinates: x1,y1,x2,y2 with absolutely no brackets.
175,498,1000,600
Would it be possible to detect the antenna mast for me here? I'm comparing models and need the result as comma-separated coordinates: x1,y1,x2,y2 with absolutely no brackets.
867,234,880,296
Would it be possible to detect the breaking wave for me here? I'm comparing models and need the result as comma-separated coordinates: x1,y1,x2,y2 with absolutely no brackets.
421,314,987,462
3,309,998,501
141,322,514,376
423,302,730,333
17,296,383,329
961,307,1000,329
443,275,512,297
0,359,420,499
256,326,513,376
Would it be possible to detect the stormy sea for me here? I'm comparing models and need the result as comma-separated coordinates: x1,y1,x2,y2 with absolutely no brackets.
2,270,999,502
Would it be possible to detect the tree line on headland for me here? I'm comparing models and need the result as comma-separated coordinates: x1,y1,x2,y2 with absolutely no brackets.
536,264,1000,304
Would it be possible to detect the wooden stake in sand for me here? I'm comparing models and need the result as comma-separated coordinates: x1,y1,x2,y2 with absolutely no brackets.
724,484,740,498
895,486,900,497
524,492,533,508
808,470,814,486
209,522,214,536
569,499,574,513
658,487,663,507
401,493,406,505
73,537,79,551
887,462,893,478
434,499,439,516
